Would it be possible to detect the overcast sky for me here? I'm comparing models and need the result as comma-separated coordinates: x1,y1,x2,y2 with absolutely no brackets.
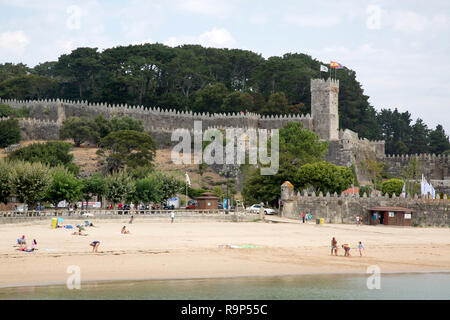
0,0,449,132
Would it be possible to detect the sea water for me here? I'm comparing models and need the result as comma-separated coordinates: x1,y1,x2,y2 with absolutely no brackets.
0,273,449,300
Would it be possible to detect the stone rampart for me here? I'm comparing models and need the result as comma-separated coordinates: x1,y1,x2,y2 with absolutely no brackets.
282,191,449,227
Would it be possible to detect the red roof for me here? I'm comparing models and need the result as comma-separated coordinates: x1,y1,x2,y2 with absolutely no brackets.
343,187,359,195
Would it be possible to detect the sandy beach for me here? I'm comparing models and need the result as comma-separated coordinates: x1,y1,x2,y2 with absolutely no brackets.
1,217,450,288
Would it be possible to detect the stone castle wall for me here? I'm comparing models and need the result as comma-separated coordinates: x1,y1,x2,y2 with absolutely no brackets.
383,154,449,180
281,191,449,227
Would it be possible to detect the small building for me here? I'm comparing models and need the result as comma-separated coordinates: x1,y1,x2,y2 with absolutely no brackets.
367,207,415,226
196,192,219,210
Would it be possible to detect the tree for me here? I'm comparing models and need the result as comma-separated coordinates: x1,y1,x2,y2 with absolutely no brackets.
221,92,254,113
45,168,83,206
409,119,430,154
8,141,79,174
263,92,289,115
295,161,354,194
192,83,228,113
0,118,21,147
10,161,52,208
153,172,185,201
81,172,107,206
98,130,157,172
0,160,12,204
381,178,404,197
108,116,144,133
242,122,328,205
135,176,163,204
429,125,450,155
401,156,421,195
55,47,101,99
60,116,98,147
0,74,57,100
105,170,136,208
0,103,29,118
362,159,384,186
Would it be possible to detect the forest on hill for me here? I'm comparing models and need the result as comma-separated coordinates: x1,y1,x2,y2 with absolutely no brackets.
0,43,448,154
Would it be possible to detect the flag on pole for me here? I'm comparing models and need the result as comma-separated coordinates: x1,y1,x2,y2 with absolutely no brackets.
320,65,328,72
330,61,343,69
420,174,436,199
185,172,191,187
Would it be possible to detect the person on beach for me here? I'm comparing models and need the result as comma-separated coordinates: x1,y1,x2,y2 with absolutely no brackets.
170,211,175,223
358,241,364,257
359,216,363,226
356,215,360,226
17,235,27,249
342,244,351,257
331,237,338,256
72,231,88,236
302,212,306,223
22,240,37,252
90,241,100,252
129,216,134,224
121,226,130,234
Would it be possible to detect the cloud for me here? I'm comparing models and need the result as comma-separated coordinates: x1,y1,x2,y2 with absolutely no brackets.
175,0,233,18
283,14,341,28
164,28,236,48
198,28,235,47
0,30,30,54
249,14,268,25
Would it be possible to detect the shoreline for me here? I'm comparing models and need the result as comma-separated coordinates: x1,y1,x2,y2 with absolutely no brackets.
2,269,450,290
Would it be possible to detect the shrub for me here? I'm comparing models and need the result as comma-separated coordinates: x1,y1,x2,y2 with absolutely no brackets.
359,185,372,197
9,141,79,174
381,178,404,197
0,118,21,147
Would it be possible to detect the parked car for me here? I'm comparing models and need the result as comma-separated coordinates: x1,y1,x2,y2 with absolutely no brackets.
245,204,277,215
163,204,175,210
186,200,197,209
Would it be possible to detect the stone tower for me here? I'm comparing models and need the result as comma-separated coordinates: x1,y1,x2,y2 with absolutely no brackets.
310,78,339,141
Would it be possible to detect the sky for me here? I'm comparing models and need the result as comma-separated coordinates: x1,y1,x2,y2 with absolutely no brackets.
0,0,449,132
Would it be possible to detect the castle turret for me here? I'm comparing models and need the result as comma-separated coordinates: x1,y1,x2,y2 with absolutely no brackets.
311,78,339,141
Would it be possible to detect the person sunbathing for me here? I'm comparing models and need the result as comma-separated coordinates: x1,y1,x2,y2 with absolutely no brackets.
72,231,88,236
121,226,131,234
22,239,37,252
